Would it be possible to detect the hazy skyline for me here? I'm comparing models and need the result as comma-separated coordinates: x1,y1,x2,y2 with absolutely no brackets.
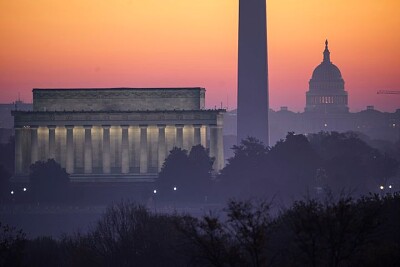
1,0,399,112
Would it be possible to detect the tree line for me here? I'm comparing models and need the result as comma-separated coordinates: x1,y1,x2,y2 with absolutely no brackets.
1,195,400,267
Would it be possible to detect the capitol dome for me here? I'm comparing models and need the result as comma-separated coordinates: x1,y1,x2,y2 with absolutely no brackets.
311,61,343,82
305,40,348,113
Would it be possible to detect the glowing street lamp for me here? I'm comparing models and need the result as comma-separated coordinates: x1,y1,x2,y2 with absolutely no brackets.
380,185,384,190
173,187,177,191
153,189,157,194
23,187,27,192
10,190,14,195
389,185,392,189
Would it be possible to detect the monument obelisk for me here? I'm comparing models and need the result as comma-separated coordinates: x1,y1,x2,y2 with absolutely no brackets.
237,0,269,145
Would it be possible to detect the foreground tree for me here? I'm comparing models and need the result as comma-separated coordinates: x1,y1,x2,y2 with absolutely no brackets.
29,159,70,202
285,195,381,267
62,201,187,267
177,199,275,267
0,222,26,267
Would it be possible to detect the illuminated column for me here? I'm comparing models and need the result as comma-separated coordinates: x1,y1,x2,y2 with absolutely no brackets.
209,124,224,171
14,127,23,174
121,125,130,174
157,124,166,171
175,124,184,148
193,124,202,146
102,125,111,174
84,125,92,174
66,125,74,174
31,126,39,164
48,125,56,159
140,125,148,173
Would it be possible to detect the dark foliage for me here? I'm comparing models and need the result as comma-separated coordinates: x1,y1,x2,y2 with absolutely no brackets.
61,201,188,267
218,137,269,198
29,159,70,202
4,194,400,267
157,145,214,201
0,137,14,174
218,132,399,202
308,132,399,195
0,165,11,202
0,222,26,267
177,199,275,267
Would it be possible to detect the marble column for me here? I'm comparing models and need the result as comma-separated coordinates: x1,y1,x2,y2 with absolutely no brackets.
30,126,39,164
209,124,224,171
175,124,184,148
121,125,130,174
14,127,23,174
193,124,202,146
140,125,148,173
102,125,111,174
66,125,74,174
48,125,56,160
84,125,92,174
157,124,166,171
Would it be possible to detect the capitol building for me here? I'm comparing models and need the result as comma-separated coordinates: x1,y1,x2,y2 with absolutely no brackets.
224,40,399,149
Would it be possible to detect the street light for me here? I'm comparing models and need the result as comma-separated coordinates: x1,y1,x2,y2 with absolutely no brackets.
380,185,384,190
389,185,392,189
10,190,14,195
173,187,177,191
153,189,157,194
23,187,27,192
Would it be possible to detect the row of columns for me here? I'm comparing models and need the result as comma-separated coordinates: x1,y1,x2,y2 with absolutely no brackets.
17,124,222,175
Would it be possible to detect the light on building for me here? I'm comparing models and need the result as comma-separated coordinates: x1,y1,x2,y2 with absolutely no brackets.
380,185,384,190
23,187,27,192
324,123,328,127
10,190,14,195
393,124,396,128
173,187,177,191
153,189,157,194
389,185,392,189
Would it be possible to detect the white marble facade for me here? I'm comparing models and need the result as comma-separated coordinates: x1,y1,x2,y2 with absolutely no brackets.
13,88,224,182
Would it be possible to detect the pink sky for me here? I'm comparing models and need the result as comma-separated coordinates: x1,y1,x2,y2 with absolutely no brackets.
0,0,399,112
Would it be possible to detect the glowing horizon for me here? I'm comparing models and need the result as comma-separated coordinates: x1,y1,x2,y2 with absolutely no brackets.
0,0,399,112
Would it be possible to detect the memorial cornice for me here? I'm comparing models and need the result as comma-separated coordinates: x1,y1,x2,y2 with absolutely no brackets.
13,109,226,127
33,88,206,99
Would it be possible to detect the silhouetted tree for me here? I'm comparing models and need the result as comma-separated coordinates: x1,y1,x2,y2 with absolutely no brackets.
187,145,214,199
62,201,187,267
266,132,320,201
0,137,14,174
29,159,70,202
22,236,62,267
285,195,381,267
218,137,269,198
308,132,399,195
157,145,214,201
177,199,275,267
0,165,11,202
0,222,26,267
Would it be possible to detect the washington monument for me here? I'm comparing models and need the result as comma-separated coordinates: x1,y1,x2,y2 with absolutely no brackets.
237,0,269,145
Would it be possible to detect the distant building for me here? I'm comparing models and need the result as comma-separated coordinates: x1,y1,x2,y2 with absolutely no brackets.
0,101,32,143
12,88,224,182
224,41,400,149
305,40,348,113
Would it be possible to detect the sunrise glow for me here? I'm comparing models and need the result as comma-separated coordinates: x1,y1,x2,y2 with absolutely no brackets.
0,0,399,111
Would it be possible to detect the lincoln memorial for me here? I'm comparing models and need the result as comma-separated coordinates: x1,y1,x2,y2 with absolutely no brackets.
12,88,224,182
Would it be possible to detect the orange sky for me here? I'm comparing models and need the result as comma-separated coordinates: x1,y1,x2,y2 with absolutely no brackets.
0,0,399,112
